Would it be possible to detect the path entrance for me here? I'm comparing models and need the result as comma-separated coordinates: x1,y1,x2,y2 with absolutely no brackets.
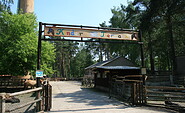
48,81,175,113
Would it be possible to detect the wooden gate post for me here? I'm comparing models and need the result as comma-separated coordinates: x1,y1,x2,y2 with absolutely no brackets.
0,93,6,113
43,83,52,111
36,90,42,112
48,84,52,111
44,84,48,111
36,22,43,112
142,75,147,104
131,83,136,105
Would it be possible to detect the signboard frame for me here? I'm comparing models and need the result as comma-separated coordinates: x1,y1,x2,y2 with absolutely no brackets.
38,22,144,70
37,22,144,87
44,26,138,41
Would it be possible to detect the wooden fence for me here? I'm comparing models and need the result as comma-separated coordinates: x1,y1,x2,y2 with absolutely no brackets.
109,75,146,105
145,86,185,112
0,87,42,112
146,71,173,86
0,82,52,113
0,78,26,88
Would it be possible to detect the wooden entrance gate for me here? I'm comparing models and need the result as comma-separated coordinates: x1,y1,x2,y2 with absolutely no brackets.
109,75,146,105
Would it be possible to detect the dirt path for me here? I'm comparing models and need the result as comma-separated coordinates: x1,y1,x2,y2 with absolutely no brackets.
47,81,176,113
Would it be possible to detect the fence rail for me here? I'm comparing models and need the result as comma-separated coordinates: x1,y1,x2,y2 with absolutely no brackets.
0,82,52,113
0,79,26,88
0,87,43,113
0,78,36,89
145,85,185,111
109,75,146,105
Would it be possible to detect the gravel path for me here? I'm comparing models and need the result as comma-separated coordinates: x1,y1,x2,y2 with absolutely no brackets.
47,81,176,113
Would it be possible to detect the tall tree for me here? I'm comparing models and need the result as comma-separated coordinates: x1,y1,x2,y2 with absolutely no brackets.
55,41,79,78
0,12,38,75
71,47,94,78
0,12,56,76
135,0,185,72
105,4,141,65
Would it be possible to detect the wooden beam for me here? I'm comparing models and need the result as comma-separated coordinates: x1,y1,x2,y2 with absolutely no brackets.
9,87,42,97
146,90,185,95
145,86,185,91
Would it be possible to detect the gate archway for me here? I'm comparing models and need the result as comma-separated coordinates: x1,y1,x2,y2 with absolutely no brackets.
36,22,145,105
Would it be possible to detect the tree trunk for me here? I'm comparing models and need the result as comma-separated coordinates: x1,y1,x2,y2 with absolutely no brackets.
166,13,176,75
61,52,65,78
148,32,155,75
99,43,103,62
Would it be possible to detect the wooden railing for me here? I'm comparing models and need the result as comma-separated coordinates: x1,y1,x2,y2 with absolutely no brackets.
0,87,42,113
0,78,34,88
109,75,146,105
0,81,52,113
145,85,185,111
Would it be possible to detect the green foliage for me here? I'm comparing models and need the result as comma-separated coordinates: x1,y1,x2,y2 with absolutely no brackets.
132,0,185,71
54,41,94,78
97,0,185,72
0,12,37,75
98,4,142,65
54,41,79,78
0,0,13,12
0,12,56,76
70,48,94,77
41,41,56,76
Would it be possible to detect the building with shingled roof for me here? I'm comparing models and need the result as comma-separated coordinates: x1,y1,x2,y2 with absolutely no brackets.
84,56,141,90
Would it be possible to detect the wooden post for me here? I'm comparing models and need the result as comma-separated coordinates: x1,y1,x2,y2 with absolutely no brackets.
36,22,42,87
142,75,147,104
143,85,147,104
108,73,112,99
37,22,42,71
36,90,41,112
36,22,42,112
49,84,52,111
45,85,48,111
138,82,141,104
0,93,6,113
43,83,52,111
139,30,144,67
131,83,136,105
136,83,138,105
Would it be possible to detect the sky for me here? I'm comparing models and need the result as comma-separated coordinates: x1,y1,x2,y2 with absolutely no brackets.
11,0,128,27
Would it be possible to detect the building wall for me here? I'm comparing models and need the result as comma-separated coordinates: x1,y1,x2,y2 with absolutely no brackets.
95,69,141,89
19,0,34,13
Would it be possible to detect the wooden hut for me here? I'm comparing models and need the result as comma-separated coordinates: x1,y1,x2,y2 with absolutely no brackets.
85,56,141,90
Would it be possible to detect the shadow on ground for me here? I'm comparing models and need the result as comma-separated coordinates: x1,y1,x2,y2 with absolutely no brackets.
52,87,176,113
54,88,126,106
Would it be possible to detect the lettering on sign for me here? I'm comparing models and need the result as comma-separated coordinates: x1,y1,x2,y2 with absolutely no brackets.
44,26,138,41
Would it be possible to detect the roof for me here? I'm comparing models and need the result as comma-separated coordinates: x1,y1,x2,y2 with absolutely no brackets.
96,66,140,70
85,56,140,70
85,60,108,70
85,56,120,70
